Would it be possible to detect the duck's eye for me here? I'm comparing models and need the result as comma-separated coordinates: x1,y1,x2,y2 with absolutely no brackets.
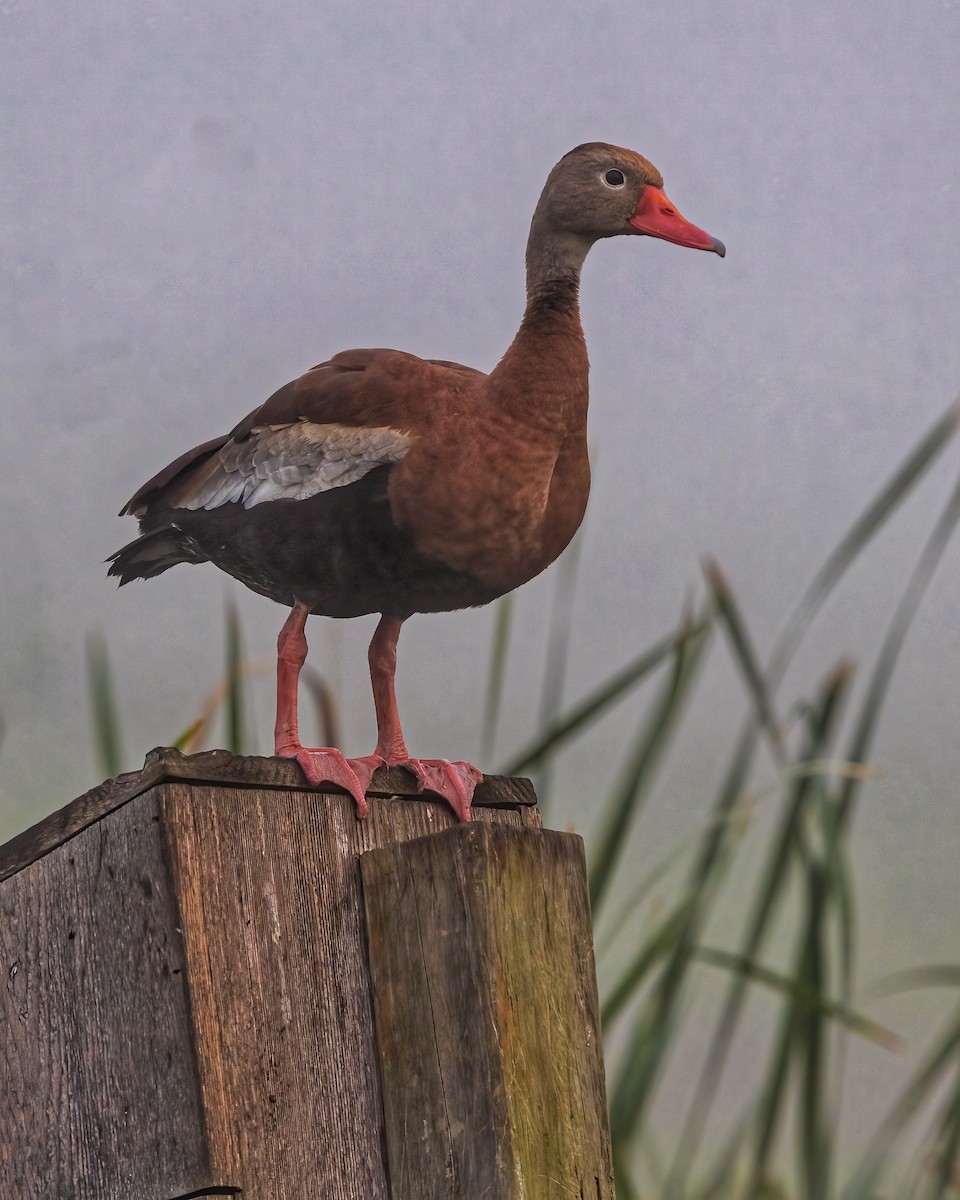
603,169,625,188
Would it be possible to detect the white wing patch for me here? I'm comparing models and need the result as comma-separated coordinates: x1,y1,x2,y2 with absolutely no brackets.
181,422,412,511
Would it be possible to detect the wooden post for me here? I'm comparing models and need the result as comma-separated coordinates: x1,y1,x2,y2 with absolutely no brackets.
0,748,614,1199
362,824,612,1198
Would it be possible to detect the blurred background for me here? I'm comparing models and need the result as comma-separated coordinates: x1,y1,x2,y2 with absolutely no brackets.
3,0,959,1193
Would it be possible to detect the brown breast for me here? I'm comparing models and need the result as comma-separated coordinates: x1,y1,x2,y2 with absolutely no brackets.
387,340,591,594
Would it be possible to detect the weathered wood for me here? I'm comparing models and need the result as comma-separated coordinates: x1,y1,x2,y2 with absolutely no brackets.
0,789,214,1197
0,746,536,884
164,783,538,1199
1,751,614,1199
361,823,615,1199
0,751,543,1199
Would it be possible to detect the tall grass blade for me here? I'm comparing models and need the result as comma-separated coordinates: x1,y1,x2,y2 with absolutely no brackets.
595,817,746,957
825,468,960,1185
608,1004,666,1148
704,557,786,765
867,966,960,998
797,859,832,1200
745,855,840,1200
601,898,696,1027
691,947,898,1047
609,769,745,1153
534,528,585,807
750,454,960,1200
613,1154,642,1200
928,1072,960,1199
497,617,709,777
610,408,958,1198
85,629,124,777
692,1115,751,1200
171,656,271,753
481,593,513,762
662,419,959,1192
666,662,854,1195
172,715,208,753
588,611,711,914
769,399,960,683
835,470,960,832
749,996,799,1195
225,600,246,756
818,777,858,1000
681,402,960,987
844,1005,960,1199
818,760,859,1162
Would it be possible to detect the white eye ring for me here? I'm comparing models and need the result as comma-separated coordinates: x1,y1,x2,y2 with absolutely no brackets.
602,168,626,188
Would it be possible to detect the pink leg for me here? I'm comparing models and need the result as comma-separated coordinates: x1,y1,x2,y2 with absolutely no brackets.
364,615,482,822
274,600,375,817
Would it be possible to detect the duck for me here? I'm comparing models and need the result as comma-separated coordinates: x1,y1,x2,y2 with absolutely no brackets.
109,142,724,821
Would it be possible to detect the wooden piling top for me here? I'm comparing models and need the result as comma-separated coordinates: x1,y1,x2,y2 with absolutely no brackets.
0,746,536,884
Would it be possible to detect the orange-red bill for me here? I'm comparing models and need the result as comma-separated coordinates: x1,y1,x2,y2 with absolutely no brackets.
628,186,725,256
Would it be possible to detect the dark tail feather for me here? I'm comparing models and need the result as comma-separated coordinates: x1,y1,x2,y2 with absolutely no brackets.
107,525,208,585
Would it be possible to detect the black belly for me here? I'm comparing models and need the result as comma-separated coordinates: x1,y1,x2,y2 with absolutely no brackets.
144,466,502,618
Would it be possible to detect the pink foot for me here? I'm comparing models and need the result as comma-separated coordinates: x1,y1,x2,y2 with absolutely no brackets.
277,745,380,819
397,759,483,822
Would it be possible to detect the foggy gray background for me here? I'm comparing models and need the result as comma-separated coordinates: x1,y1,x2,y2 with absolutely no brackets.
3,0,959,1159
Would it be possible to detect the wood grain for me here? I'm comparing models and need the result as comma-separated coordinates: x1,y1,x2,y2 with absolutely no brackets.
162,785,539,1197
0,789,218,1199
361,823,615,1199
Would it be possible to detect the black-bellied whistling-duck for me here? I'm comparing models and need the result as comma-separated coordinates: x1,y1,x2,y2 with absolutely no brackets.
109,143,724,821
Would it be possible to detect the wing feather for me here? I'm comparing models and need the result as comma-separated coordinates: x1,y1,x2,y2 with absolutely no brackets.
174,421,411,511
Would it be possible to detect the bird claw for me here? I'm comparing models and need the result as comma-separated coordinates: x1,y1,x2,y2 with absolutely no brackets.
401,758,483,822
277,743,481,823
278,745,375,818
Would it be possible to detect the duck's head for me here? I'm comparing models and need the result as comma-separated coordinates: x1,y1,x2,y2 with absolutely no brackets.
532,142,725,259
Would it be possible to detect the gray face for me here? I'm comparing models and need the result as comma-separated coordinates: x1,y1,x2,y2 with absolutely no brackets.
535,143,665,241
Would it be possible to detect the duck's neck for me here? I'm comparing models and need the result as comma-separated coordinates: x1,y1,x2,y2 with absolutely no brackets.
490,226,592,435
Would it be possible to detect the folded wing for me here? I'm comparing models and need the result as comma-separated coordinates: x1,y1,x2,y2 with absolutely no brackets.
168,421,412,511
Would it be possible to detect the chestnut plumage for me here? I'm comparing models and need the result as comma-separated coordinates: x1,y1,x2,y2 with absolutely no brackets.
110,143,724,820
